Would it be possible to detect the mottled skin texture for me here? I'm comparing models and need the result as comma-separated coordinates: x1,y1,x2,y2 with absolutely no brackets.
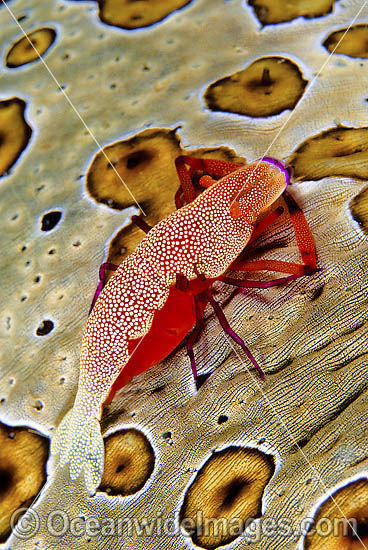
51,161,287,494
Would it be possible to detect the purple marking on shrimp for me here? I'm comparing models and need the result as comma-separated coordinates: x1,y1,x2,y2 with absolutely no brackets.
258,157,292,186
89,262,118,315
206,291,265,379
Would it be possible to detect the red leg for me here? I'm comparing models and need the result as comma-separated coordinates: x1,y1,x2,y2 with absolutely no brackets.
198,175,216,188
176,155,244,177
175,156,197,207
89,263,118,315
131,215,152,234
220,273,301,288
185,295,207,388
249,205,285,243
231,192,317,276
283,191,317,269
230,259,312,276
175,155,245,208
174,274,209,388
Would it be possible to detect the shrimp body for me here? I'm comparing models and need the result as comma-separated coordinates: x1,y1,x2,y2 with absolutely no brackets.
51,160,289,493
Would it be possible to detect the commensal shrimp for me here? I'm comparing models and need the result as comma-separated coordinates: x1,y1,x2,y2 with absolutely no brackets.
51,156,317,494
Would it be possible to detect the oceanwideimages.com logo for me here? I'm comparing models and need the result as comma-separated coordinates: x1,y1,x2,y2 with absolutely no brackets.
10,508,359,543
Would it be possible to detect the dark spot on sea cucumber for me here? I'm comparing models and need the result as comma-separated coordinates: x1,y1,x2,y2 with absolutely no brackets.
36,320,54,336
41,211,62,231
311,285,324,301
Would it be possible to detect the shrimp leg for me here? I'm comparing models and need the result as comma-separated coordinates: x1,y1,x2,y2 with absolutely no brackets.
283,191,317,269
248,205,285,243
206,291,265,379
175,155,244,208
185,295,207,388
131,215,152,234
233,191,317,275
89,263,118,315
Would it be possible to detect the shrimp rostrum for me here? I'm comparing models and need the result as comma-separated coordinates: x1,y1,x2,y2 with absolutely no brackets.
51,156,317,494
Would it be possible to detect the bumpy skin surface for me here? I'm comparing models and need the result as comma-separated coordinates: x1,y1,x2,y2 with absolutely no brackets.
51,160,287,494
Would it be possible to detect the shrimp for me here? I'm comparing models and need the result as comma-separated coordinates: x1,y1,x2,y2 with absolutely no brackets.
51,157,317,494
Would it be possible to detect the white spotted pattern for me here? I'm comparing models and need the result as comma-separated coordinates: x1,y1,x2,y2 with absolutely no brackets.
52,161,288,494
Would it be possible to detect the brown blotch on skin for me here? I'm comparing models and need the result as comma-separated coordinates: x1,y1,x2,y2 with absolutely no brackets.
97,0,192,30
248,0,336,26
0,423,49,542
288,126,368,181
6,28,56,68
204,57,308,118
180,447,275,549
86,127,245,269
304,478,368,549
99,428,155,496
323,25,368,58
350,185,368,235
0,98,32,178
